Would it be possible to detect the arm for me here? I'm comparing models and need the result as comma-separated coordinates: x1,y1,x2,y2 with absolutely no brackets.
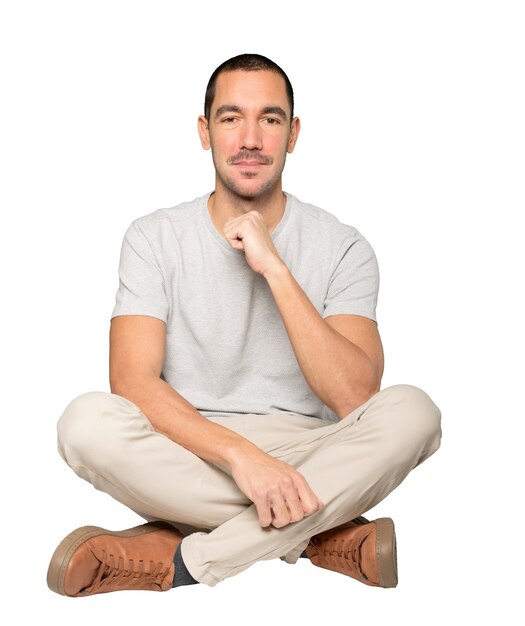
263,264,384,419
109,314,250,469
109,314,323,528
220,209,383,420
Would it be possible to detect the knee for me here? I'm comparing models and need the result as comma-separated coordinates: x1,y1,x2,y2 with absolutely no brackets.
381,384,442,456
57,391,108,459
57,391,132,463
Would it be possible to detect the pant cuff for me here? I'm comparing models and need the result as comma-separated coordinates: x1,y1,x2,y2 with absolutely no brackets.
180,533,222,587
280,537,310,564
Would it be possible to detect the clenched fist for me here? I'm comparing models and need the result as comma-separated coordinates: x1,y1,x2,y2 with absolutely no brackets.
229,446,324,528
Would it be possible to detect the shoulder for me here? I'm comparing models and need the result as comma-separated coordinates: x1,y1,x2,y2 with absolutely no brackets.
124,193,208,240
287,192,370,248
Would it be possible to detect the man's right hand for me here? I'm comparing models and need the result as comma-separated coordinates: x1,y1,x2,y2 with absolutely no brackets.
229,447,324,529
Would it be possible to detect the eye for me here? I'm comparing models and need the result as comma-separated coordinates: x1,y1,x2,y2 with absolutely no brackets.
264,117,280,125
221,117,237,123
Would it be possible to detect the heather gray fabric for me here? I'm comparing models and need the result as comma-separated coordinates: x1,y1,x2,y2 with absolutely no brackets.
110,191,379,423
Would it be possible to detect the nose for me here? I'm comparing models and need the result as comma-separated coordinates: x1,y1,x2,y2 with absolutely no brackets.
239,118,263,151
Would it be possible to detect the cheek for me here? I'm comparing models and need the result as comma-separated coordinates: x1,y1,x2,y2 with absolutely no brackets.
269,133,290,155
210,132,235,156
219,137,240,159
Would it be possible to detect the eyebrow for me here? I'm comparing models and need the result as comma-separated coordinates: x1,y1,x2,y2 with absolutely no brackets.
262,106,288,120
214,104,288,121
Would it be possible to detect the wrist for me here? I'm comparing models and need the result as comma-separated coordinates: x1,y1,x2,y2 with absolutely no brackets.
262,260,289,283
224,437,265,470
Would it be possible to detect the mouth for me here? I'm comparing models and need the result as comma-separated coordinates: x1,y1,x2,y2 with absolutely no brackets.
234,161,266,167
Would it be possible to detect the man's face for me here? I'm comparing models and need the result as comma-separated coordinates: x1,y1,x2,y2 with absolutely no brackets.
198,70,300,201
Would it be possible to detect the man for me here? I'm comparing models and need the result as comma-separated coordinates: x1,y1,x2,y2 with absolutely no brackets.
47,53,441,596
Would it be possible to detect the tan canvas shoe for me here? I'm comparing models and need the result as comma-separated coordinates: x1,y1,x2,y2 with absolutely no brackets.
47,521,184,596
305,517,398,588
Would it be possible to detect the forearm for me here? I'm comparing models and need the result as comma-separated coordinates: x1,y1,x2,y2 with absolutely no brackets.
263,264,379,418
110,375,259,472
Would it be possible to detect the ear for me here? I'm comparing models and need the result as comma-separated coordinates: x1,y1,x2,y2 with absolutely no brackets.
197,115,211,150
287,116,301,154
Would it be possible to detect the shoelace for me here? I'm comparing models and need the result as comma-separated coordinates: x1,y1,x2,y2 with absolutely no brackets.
82,551,172,594
316,532,370,582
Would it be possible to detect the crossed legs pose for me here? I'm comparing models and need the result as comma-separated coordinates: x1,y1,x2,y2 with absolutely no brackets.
47,383,441,596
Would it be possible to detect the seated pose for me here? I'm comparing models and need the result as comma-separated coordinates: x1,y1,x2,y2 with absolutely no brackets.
47,53,442,597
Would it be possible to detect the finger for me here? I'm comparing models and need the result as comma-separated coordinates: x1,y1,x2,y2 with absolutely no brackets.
256,499,273,528
280,477,305,523
268,489,291,529
295,476,322,516
270,498,290,528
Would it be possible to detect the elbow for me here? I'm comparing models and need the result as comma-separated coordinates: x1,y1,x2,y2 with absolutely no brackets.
110,376,131,398
110,369,163,400
109,375,152,414
109,371,144,398
109,368,129,396
334,378,381,420
110,378,124,396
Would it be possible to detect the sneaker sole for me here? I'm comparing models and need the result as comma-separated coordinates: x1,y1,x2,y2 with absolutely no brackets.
375,517,398,588
47,521,175,596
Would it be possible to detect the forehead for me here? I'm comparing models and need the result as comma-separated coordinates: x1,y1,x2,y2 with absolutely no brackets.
212,70,289,114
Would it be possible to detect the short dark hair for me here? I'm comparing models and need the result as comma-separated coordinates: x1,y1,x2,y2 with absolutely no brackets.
204,53,294,123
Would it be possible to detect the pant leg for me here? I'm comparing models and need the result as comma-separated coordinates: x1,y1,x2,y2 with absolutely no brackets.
56,384,441,587
56,390,328,534
181,384,442,586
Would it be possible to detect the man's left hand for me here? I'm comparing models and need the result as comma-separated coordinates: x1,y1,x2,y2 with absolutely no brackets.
223,210,285,277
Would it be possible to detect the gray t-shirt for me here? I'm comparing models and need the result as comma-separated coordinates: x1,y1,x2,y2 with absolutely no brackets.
111,191,379,423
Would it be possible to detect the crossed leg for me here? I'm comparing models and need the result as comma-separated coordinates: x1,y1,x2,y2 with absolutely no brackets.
56,384,441,586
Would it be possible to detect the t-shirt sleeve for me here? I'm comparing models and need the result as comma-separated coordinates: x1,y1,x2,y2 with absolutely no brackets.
110,220,169,323
322,230,379,323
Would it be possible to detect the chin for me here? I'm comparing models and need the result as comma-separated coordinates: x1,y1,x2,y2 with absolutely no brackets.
223,177,278,201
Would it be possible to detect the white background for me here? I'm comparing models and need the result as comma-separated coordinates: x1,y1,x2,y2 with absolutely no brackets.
1,1,523,623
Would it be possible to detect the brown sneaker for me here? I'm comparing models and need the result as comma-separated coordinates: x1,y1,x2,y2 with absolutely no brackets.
47,521,184,596
304,516,398,588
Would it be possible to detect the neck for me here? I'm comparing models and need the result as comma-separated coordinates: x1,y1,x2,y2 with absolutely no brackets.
208,182,286,235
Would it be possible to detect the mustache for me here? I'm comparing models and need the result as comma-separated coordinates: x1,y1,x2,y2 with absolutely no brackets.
227,151,273,165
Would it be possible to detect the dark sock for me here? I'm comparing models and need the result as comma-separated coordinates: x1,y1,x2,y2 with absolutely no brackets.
172,542,199,587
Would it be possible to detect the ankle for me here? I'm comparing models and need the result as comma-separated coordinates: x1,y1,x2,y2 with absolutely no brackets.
172,541,199,587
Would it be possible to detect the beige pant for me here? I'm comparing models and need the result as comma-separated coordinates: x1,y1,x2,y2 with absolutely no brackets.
56,384,441,587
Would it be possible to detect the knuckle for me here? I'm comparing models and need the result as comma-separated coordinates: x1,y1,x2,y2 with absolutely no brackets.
253,490,265,502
